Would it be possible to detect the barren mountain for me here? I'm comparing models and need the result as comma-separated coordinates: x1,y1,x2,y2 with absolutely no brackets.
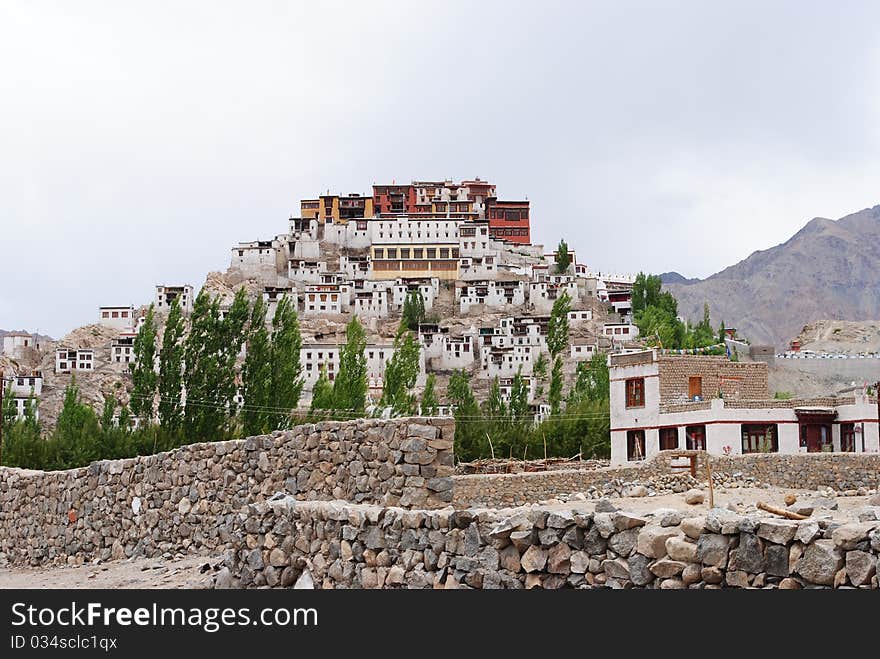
664,205,880,348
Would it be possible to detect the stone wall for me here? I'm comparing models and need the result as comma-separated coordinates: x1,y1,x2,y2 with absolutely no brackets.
658,355,768,403
693,452,880,492
453,460,674,508
453,452,880,508
227,496,880,589
0,417,454,567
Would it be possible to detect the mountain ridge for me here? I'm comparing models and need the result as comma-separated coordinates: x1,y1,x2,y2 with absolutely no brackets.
663,205,880,347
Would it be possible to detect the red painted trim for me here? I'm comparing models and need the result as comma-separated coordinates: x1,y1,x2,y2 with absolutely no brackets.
612,418,878,433
610,374,658,383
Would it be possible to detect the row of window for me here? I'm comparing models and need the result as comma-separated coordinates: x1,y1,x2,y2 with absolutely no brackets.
606,326,632,335
102,310,130,319
373,247,460,260
491,228,529,236
628,422,861,460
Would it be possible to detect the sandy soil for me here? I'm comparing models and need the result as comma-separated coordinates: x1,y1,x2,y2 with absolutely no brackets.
0,553,223,589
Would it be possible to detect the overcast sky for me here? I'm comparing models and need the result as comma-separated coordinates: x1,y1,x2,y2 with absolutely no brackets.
2,1,880,338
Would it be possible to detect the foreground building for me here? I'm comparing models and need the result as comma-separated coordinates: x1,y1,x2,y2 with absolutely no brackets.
609,350,880,464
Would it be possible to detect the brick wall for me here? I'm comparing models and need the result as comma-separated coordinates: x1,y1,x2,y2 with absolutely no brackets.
658,356,768,404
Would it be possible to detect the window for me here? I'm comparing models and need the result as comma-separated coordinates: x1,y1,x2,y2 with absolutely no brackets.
400,248,410,259
741,424,778,453
439,248,449,259
659,427,678,451
426,248,436,259
841,423,856,452
688,377,703,400
627,430,646,461
413,248,423,259
102,311,110,318
112,311,119,318
387,248,398,259
625,378,645,408
374,248,384,259
686,425,706,451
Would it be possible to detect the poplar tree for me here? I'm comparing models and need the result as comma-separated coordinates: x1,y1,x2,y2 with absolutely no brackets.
448,369,481,461
380,326,421,416
183,290,224,442
158,297,185,434
401,290,426,331
549,356,564,416
241,295,272,436
332,317,368,414
547,290,572,357
483,377,507,419
419,373,438,416
555,239,572,273
269,294,304,427
218,289,250,425
508,368,530,422
310,364,334,412
129,304,158,422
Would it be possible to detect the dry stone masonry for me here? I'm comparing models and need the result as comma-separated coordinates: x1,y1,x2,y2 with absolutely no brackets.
225,497,880,589
0,417,453,567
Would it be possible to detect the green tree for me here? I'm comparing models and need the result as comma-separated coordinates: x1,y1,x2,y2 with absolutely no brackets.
1,382,16,429
570,351,609,403
419,373,438,416
508,368,530,422
332,316,368,414
218,288,250,428
401,290,426,332
269,294,304,428
532,352,548,398
548,356,564,416
448,370,482,461
310,364,335,412
49,376,101,470
380,326,421,416
547,290,572,357
158,297,186,435
129,304,158,422
241,295,272,436
718,320,727,344
183,290,225,442
483,377,507,419
555,239,572,274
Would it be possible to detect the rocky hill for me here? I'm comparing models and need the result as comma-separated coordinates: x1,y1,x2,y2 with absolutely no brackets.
664,205,880,348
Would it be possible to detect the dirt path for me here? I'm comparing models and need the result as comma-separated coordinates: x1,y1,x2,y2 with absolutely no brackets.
0,553,223,589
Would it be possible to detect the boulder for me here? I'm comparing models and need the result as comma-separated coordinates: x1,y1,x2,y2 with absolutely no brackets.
665,537,698,563
794,521,821,545
731,533,764,573
649,559,686,578
725,570,750,588
845,550,876,587
628,553,654,586
613,511,648,531
684,489,705,505
547,543,572,574
608,528,640,557
681,517,706,540
756,520,798,545
636,525,683,559
796,540,843,586
602,558,630,579
697,533,730,567
520,545,548,573
681,562,702,585
831,523,876,550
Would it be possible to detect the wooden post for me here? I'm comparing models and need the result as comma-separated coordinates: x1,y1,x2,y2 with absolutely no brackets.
706,453,714,509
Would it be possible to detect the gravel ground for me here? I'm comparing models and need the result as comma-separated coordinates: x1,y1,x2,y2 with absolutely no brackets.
0,553,223,589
